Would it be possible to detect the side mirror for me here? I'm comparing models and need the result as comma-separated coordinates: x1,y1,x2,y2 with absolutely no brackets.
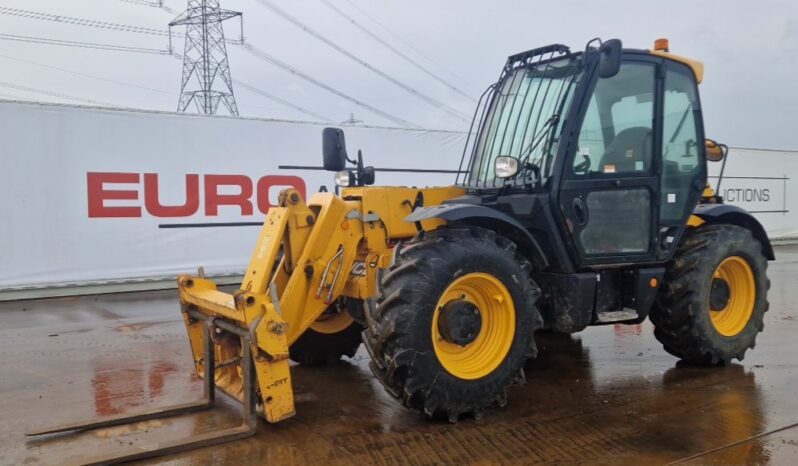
322,127,347,171
705,139,726,162
597,39,622,79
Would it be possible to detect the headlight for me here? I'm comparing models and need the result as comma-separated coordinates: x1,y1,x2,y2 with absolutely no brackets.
334,170,352,187
495,156,519,178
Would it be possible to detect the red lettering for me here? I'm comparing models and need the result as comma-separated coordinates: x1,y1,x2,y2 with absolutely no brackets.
204,175,253,216
87,172,141,218
256,175,307,214
143,173,200,217
88,172,309,218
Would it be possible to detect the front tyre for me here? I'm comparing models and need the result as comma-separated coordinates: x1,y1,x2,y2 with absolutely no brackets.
364,227,542,421
650,224,769,365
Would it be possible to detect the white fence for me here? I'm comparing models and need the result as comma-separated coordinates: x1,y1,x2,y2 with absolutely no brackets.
0,100,795,297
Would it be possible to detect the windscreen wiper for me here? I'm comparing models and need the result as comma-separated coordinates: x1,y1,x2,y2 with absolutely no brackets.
517,113,559,178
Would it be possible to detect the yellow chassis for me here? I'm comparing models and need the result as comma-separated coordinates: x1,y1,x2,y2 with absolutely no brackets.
178,186,465,422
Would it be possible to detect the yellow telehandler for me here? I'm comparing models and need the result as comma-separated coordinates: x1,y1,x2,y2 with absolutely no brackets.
29,38,772,464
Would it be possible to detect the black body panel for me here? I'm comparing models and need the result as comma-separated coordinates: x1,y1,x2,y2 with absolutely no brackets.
533,272,596,333
406,201,550,269
694,203,775,260
628,267,665,323
533,266,664,332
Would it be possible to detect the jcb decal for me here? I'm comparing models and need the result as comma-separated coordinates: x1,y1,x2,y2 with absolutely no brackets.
266,377,289,389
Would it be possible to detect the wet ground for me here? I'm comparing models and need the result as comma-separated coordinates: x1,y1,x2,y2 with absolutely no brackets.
1,246,797,465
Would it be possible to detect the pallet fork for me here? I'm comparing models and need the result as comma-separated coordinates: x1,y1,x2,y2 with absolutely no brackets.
26,310,258,465
26,186,459,464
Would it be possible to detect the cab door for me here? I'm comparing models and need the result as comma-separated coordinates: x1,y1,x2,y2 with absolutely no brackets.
557,57,706,267
557,59,661,266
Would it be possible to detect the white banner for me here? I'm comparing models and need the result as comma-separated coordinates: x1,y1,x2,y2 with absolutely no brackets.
0,101,464,291
0,101,795,292
707,148,795,239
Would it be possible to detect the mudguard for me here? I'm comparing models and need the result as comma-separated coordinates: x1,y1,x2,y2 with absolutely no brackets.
694,203,775,260
406,203,549,269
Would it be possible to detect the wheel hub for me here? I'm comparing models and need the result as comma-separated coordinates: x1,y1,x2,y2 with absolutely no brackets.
431,272,516,380
710,278,731,311
708,256,757,337
437,299,482,346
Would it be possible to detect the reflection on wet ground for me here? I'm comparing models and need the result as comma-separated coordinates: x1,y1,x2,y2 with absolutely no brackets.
1,245,797,465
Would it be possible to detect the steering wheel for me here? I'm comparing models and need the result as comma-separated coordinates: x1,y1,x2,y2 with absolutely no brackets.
574,153,591,174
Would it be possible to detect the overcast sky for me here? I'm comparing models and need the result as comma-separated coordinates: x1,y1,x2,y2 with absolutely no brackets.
0,0,796,150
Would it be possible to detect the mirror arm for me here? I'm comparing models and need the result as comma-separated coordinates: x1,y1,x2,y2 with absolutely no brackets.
356,150,364,186
584,37,602,55
715,144,729,192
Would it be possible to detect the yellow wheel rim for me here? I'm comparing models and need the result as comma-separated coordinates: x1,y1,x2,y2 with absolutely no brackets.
310,310,353,334
431,272,515,380
709,256,756,337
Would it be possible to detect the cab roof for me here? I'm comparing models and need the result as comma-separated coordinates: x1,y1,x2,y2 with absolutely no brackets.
650,50,704,83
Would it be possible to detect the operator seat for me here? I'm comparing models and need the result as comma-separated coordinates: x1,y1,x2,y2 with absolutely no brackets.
599,126,652,173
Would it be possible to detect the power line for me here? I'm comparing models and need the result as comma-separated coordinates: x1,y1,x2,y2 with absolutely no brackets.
0,33,172,54
115,0,177,14
0,35,333,123
118,0,162,5
341,0,477,91
0,4,417,126
233,79,334,123
0,60,319,121
0,6,173,36
319,0,475,102
0,5,250,50
165,52,334,123
0,81,116,106
0,91,25,100
238,42,420,128
0,51,333,122
252,0,471,123
0,53,173,95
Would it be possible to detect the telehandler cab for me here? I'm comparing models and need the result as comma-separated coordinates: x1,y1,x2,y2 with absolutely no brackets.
29,38,772,464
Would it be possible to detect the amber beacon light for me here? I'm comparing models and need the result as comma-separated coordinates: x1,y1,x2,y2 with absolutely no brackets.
654,38,670,52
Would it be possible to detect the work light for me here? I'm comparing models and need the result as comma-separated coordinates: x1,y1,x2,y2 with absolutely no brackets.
334,170,353,187
495,156,519,178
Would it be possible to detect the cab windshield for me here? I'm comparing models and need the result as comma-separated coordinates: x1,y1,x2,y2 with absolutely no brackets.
467,57,583,188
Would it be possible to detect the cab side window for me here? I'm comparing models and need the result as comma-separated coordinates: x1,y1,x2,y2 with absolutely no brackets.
661,68,702,221
572,63,656,176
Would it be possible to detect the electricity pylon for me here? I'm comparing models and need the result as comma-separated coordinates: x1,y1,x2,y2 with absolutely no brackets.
170,0,242,115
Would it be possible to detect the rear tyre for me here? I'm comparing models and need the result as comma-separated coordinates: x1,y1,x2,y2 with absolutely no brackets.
290,300,364,366
364,227,542,420
650,224,769,365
